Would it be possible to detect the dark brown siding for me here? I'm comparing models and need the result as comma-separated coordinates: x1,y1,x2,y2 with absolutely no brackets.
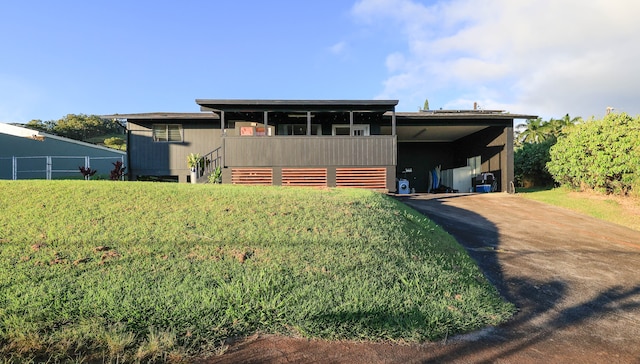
128,121,222,182
223,136,396,167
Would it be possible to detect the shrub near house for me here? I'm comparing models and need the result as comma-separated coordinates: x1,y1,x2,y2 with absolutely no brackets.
514,139,555,187
547,113,640,195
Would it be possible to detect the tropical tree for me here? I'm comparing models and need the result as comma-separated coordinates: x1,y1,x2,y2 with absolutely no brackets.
515,117,548,144
547,112,640,195
54,114,114,140
514,114,583,187
24,114,123,142
25,119,56,133
514,139,555,187
545,114,581,139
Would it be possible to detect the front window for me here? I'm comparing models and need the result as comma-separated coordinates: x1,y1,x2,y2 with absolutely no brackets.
153,124,183,142
278,124,322,136
332,124,370,136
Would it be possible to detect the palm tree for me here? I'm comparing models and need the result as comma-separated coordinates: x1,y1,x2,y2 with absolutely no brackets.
516,118,547,144
545,114,581,139
516,114,582,145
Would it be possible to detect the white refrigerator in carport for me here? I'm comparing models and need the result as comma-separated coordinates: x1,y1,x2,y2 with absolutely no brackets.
440,166,473,193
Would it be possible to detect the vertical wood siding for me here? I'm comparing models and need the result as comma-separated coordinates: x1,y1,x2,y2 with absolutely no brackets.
128,122,222,179
224,136,396,167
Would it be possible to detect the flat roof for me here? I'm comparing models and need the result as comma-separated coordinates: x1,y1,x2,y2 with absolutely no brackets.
102,105,536,123
394,110,537,120
101,112,219,120
195,99,399,112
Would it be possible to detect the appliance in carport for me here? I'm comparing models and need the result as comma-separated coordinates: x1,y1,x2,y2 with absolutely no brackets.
397,168,412,194
440,166,472,193
475,172,496,193
398,179,410,194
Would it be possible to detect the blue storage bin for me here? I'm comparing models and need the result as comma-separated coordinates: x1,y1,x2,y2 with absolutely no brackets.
476,184,492,193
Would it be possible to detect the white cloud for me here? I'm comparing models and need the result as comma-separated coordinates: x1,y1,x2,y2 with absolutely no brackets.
329,41,349,56
352,0,640,118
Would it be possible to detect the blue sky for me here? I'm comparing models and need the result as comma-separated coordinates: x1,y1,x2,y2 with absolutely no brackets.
2,0,640,123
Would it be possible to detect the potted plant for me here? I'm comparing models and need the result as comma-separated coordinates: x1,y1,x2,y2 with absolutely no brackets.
208,166,222,184
187,153,201,184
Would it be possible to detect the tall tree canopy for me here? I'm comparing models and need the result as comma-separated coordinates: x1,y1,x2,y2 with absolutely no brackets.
25,114,123,141
547,113,640,195
515,114,581,146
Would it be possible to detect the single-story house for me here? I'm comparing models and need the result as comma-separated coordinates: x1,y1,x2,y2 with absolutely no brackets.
0,123,126,180
104,99,535,192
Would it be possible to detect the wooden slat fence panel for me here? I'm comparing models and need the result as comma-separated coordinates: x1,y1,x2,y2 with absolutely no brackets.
231,168,273,185
336,167,387,189
282,168,327,187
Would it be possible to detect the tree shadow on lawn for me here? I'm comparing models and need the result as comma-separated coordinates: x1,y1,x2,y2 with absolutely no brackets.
396,194,640,362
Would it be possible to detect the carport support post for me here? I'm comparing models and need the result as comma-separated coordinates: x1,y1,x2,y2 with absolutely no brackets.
264,111,268,134
349,111,354,135
392,109,396,136
307,111,311,136
505,125,515,193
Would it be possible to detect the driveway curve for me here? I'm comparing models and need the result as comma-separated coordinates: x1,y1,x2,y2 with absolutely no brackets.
208,193,640,363
398,193,640,363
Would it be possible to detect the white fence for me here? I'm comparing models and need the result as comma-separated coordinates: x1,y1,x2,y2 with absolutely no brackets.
0,155,125,180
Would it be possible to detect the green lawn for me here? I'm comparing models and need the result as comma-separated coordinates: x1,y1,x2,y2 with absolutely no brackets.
517,187,640,231
0,181,513,362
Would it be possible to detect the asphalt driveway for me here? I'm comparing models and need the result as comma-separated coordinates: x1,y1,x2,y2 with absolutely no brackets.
209,193,640,363
397,193,640,363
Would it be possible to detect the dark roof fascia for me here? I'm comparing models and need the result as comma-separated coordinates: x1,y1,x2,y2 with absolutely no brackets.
390,111,538,127
392,111,537,120
195,99,399,113
101,112,220,120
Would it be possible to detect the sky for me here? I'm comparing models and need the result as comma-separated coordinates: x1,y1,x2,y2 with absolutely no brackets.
1,0,639,124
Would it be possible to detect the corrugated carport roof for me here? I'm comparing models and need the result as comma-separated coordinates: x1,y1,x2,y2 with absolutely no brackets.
196,99,399,112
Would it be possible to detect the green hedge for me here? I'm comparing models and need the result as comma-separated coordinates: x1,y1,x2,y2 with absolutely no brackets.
547,113,640,195
514,139,555,187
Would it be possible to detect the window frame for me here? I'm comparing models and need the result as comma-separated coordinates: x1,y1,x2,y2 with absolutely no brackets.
152,124,183,142
278,124,322,136
331,124,370,136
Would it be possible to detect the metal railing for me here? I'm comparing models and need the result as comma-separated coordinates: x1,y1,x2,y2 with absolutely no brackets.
197,147,222,182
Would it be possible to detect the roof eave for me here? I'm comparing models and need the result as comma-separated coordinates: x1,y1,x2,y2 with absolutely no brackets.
391,111,537,120
195,99,399,112
100,112,220,120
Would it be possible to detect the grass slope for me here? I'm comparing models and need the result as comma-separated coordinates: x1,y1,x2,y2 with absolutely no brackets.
518,187,640,231
0,181,513,362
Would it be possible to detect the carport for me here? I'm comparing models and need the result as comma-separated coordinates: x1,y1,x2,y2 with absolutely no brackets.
389,109,536,193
